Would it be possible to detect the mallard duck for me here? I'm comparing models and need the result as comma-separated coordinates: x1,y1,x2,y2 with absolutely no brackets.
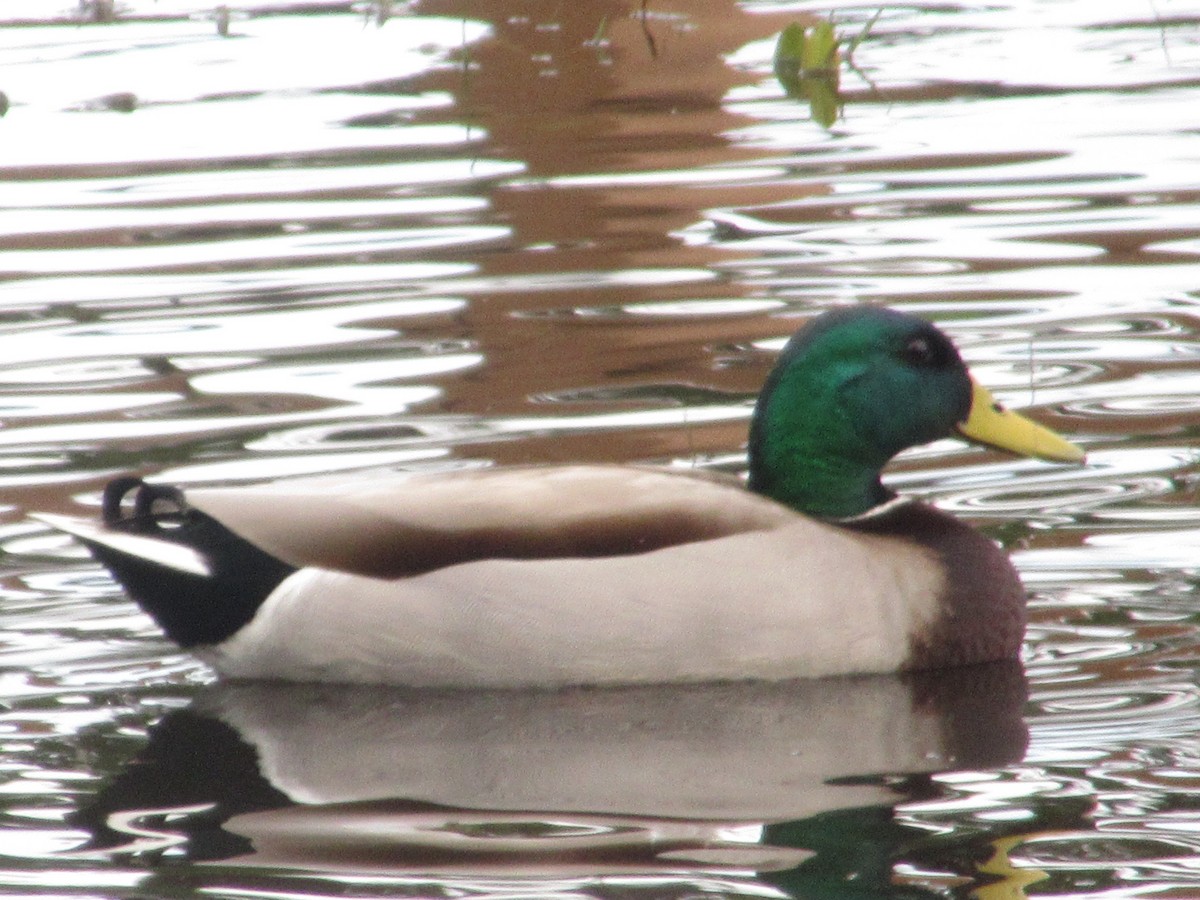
36,306,1083,686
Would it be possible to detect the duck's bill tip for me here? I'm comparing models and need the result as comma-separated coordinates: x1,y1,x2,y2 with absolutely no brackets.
956,381,1086,464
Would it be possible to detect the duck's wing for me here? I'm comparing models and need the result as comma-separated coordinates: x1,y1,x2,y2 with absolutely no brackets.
184,465,797,579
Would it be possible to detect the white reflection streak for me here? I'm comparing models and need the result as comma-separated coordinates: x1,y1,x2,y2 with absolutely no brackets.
54,803,216,859
0,263,473,306
189,354,483,403
0,298,465,367
0,225,510,274
497,405,750,436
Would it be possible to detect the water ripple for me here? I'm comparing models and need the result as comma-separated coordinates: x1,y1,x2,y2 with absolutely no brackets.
2,1,1200,897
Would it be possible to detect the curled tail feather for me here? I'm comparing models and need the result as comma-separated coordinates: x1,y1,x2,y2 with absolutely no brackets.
44,479,296,648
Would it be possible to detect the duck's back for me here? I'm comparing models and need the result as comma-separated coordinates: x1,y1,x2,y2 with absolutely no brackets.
186,465,795,577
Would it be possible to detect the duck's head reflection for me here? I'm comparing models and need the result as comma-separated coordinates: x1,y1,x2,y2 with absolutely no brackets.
78,662,1027,880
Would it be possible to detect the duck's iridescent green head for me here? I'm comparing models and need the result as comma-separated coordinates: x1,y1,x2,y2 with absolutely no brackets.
748,307,1083,519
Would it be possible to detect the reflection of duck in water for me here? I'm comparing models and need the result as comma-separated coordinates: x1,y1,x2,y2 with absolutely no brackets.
39,307,1083,686
76,665,1027,882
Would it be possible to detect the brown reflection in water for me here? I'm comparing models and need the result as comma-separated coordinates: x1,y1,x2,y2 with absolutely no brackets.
410,1,822,460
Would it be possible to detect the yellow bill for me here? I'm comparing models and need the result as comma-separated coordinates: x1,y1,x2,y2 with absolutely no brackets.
956,380,1085,463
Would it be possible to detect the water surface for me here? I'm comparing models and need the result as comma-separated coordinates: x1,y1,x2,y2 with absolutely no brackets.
3,1,1200,897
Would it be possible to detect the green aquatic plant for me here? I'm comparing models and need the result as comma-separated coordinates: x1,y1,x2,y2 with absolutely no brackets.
773,12,879,128
774,20,840,127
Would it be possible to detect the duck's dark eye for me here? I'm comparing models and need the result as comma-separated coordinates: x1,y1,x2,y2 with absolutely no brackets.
901,336,935,367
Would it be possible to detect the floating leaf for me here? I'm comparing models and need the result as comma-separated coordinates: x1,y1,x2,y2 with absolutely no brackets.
801,20,838,72
773,22,807,95
775,22,807,66
774,19,843,128
807,78,839,128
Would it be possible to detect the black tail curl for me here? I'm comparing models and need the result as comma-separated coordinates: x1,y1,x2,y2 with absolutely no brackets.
102,476,189,531
86,478,297,648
